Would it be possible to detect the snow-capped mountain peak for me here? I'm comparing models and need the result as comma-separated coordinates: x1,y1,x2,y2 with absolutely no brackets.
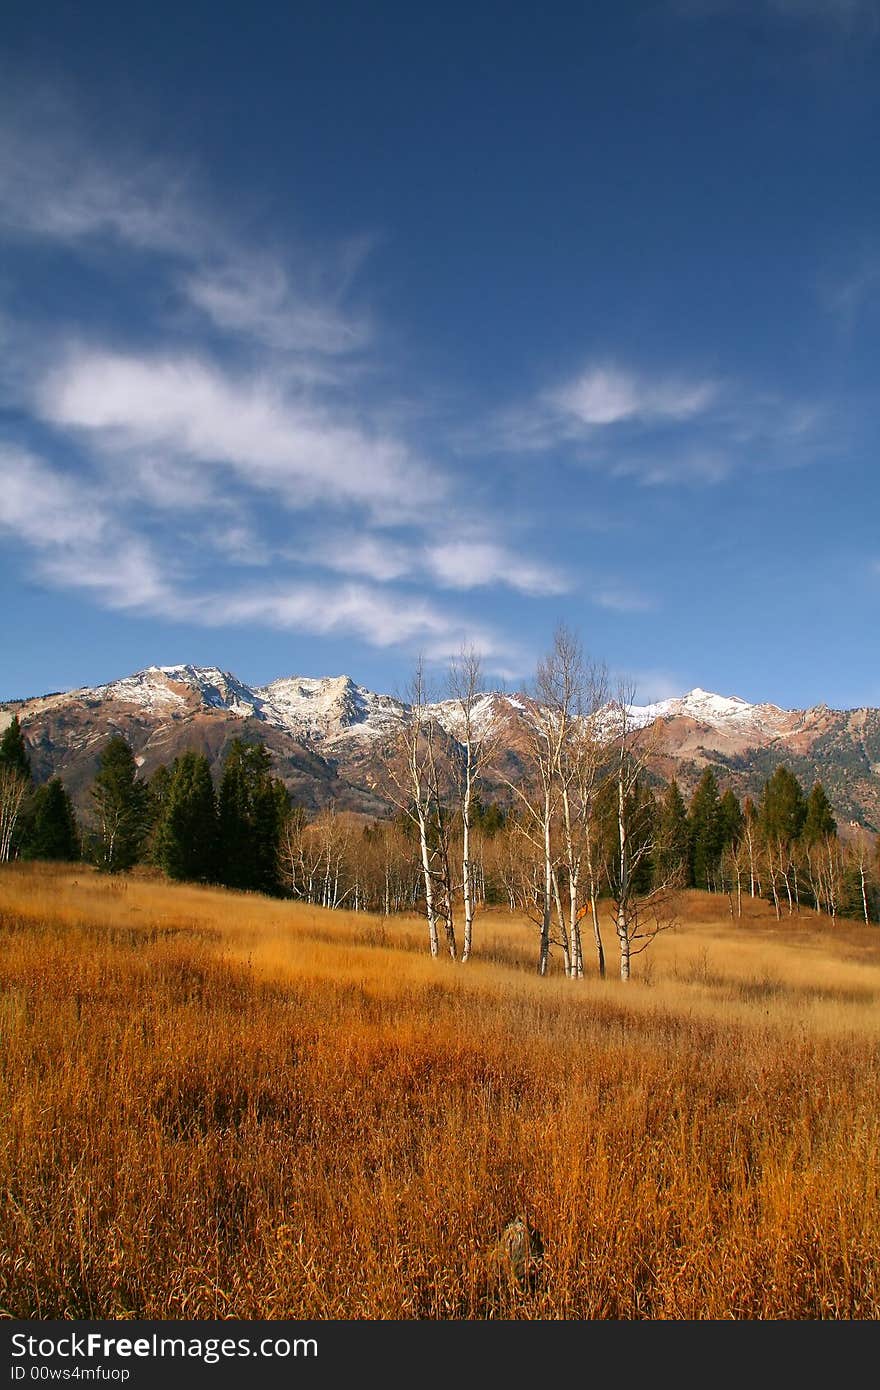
255,673,407,743
625,686,788,734
63,665,802,746
4,663,878,829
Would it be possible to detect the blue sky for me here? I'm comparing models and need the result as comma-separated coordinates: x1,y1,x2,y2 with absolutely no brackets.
1,0,878,708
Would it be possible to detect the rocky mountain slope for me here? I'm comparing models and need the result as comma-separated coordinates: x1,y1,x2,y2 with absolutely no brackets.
2,664,879,829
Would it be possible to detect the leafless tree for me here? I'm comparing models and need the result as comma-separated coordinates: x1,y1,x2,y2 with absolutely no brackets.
492,632,576,975
448,647,504,962
606,681,677,981
490,626,612,977
0,767,28,863
371,659,457,959
280,807,358,909
551,641,609,977
849,830,875,925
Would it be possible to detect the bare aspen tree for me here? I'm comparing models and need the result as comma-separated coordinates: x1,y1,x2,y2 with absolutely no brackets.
0,767,28,862
447,648,501,963
535,628,609,977
852,830,873,925
562,663,609,978
489,815,528,913
742,801,760,898
804,839,824,915
491,627,611,977
279,807,353,907
763,837,782,919
279,806,314,901
539,628,582,977
725,838,749,919
313,810,356,908
607,682,676,981
493,635,574,975
372,659,457,959
823,833,841,921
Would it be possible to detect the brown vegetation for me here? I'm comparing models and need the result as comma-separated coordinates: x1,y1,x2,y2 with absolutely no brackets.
1,864,879,1319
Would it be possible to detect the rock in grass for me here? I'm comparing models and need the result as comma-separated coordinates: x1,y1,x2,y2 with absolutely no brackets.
487,1215,544,1292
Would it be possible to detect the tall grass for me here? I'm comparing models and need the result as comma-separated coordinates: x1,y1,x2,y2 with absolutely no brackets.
1,865,879,1319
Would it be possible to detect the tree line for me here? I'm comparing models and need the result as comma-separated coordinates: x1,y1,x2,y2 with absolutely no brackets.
268,633,880,973
0,722,290,896
2,627,879,980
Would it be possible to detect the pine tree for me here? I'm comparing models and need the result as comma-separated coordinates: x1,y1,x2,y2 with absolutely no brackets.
688,768,723,890
802,781,837,845
24,778,80,861
155,752,218,883
654,778,691,886
0,716,32,781
718,787,744,850
217,739,289,895
89,736,149,873
760,766,806,846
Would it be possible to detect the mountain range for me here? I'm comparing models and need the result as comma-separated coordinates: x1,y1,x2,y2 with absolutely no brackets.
2,664,879,830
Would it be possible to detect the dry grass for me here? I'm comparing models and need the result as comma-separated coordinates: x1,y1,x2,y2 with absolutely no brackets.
1,866,879,1320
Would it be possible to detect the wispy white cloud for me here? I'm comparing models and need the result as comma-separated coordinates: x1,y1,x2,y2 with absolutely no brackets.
485,361,720,459
0,86,371,383
550,365,717,428
593,585,659,613
423,539,569,596
297,531,414,583
0,445,519,662
0,100,619,667
295,530,570,595
483,359,827,488
0,96,200,255
214,582,508,658
38,539,174,613
0,446,105,549
38,349,444,520
199,522,274,568
0,445,174,612
607,448,732,486
182,257,370,358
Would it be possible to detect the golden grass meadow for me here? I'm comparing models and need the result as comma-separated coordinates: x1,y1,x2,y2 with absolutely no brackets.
1,863,879,1320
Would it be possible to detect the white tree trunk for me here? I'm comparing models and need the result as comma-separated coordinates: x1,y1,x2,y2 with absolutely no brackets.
462,755,474,963
416,806,440,957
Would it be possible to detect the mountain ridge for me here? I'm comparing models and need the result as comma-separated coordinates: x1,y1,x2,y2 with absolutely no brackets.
3,663,879,829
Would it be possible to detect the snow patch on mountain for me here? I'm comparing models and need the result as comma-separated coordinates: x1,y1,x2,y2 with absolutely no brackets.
86,668,188,714
256,674,408,744
626,687,789,735
158,665,267,718
16,663,811,751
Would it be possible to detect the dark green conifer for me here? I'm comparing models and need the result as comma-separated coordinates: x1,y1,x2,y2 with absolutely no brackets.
154,752,218,882
0,715,32,781
718,787,744,850
688,768,723,890
25,778,80,861
89,736,149,873
217,739,289,895
802,781,837,845
654,778,691,886
760,766,806,846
